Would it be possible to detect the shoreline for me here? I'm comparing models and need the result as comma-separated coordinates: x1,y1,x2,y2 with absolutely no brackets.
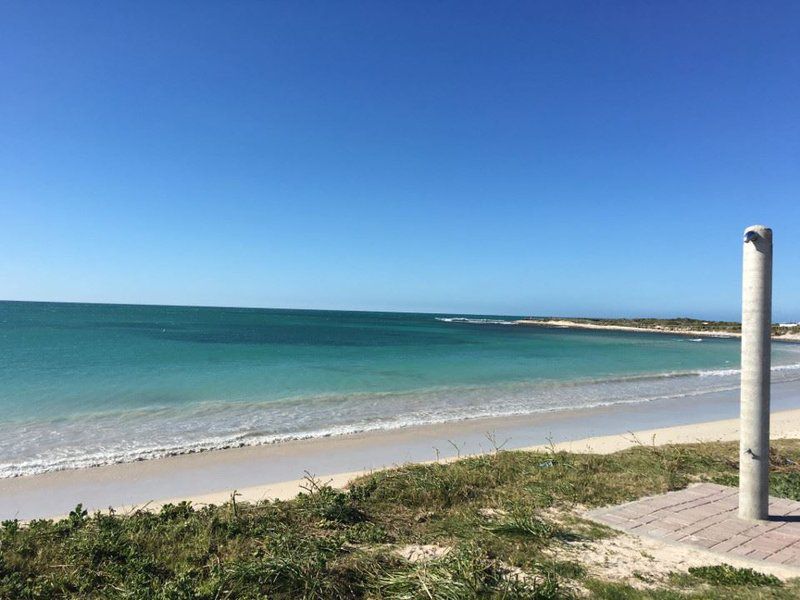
22,405,800,524
4,378,800,521
516,319,800,342
143,406,800,518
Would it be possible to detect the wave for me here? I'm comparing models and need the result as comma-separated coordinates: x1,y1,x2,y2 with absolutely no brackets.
698,363,800,377
436,317,516,325
3,361,800,479
547,362,800,385
0,385,743,479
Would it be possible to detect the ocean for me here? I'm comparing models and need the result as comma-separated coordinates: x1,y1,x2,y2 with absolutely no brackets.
2,301,799,478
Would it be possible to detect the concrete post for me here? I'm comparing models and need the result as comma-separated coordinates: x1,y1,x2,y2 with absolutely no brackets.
739,225,773,521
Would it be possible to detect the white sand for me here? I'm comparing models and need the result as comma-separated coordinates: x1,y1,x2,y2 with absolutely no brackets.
97,408,800,518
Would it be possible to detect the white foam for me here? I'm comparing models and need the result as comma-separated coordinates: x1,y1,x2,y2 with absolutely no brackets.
697,363,800,377
4,361,800,479
435,317,516,325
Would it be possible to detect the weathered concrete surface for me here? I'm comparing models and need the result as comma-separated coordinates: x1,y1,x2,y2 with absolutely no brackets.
740,225,773,520
587,483,800,570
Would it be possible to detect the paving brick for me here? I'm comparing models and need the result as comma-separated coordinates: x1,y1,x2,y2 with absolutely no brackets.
739,538,785,553
728,544,756,557
774,522,800,536
595,513,629,526
673,498,717,512
691,526,740,542
709,534,751,553
769,546,800,563
673,512,735,538
661,515,697,528
680,535,719,548
587,484,800,569
760,531,798,548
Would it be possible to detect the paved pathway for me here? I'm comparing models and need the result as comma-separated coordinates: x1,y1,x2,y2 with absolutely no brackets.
587,483,800,567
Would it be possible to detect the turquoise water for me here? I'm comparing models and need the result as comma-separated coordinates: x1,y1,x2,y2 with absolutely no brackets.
2,301,799,477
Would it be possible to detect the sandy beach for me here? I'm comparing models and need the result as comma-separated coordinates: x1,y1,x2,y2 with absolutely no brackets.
95,405,800,519
4,378,800,521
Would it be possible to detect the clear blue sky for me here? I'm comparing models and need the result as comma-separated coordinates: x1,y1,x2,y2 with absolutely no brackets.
1,2,798,320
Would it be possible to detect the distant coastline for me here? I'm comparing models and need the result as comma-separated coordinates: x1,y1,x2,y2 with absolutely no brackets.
516,317,800,342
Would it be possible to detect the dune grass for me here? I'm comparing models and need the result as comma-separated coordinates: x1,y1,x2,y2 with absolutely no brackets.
3,440,800,598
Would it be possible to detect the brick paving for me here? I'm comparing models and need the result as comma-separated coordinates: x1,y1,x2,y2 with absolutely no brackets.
586,483,800,567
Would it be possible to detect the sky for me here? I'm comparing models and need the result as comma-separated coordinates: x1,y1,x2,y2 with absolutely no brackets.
1,1,798,320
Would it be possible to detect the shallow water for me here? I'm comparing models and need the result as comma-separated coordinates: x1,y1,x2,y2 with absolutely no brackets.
1,301,799,477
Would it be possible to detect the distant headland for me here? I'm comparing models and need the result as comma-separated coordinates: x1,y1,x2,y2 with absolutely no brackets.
516,317,800,341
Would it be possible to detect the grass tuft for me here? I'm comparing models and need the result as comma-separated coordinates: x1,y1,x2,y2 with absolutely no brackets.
686,564,782,587
378,543,567,599
486,512,557,541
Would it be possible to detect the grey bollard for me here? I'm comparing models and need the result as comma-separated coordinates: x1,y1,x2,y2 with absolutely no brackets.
739,225,773,521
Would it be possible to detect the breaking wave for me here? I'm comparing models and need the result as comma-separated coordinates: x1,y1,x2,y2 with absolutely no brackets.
3,361,799,478
435,317,517,325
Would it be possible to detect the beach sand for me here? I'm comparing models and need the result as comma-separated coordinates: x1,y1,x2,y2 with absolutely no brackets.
104,406,800,519
3,379,800,521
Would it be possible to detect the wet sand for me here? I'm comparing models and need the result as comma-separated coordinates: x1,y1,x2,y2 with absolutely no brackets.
2,379,800,520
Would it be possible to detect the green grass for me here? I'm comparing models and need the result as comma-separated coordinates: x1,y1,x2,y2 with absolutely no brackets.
686,564,781,587
3,440,800,598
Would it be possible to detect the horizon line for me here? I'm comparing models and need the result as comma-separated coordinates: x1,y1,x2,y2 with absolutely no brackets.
0,298,741,322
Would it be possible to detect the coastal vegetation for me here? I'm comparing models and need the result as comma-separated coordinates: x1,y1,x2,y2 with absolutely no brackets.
3,440,800,598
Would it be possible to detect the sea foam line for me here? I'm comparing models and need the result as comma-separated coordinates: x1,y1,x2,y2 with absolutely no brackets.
3,363,800,479
435,317,517,325
0,380,755,479
698,363,800,377
0,391,699,478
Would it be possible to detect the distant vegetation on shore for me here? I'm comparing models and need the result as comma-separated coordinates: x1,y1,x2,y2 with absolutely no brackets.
3,441,800,598
527,317,797,337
